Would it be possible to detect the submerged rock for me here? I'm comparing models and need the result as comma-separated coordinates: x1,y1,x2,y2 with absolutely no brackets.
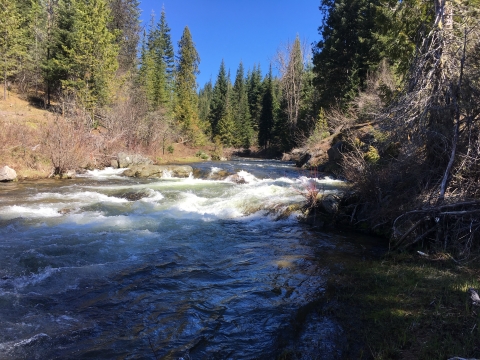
116,191,150,201
0,166,17,182
123,164,193,178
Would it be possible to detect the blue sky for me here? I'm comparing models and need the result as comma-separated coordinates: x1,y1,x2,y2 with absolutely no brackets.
138,0,323,88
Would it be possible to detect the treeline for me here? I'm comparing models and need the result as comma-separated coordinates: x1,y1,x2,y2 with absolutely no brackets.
1,0,139,111
0,0,209,154
0,0,320,155
197,37,319,153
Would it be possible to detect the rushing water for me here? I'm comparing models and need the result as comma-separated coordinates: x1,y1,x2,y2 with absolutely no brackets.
0,159,352,359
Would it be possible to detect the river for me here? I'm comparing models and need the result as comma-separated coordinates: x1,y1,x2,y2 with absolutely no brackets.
0,158,366,359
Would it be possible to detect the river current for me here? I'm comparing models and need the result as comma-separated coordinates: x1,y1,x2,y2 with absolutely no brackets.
0,159,352,359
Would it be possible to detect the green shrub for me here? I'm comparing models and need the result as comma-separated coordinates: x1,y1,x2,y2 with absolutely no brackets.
307,108,330,147
364,145,380,164
195,150,209,160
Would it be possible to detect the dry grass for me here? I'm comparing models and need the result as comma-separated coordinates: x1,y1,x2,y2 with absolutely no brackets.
0,94,52,178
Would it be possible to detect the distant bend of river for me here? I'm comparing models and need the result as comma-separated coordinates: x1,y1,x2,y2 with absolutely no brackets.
0,158,370,359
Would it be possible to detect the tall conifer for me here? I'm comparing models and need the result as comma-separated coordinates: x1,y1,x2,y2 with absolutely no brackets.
313,0,379,108
108,0,141,73
175,26,203,143
232,61,252,148
209,59,228,138
0,0,26,100
158,6,175,82
258,67,275,149
247,64,263,133
198,79,213,130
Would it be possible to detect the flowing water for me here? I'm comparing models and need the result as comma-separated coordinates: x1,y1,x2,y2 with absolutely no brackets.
0,159,361,359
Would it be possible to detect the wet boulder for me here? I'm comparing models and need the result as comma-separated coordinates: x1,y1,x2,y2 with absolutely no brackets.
0,166,17,182
117,153,153,168
123,164,193,178
316,193,340,214
64,170,76,179
227,173,246,184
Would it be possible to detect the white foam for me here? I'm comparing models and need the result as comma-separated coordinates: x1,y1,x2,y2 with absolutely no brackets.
13,333,50,348
209,166,222,175
78,167,126,179
140,189,164,202
32,191,129,204
0,205,62,219
225,170,259,184
13,266,60,289
162,170,173,178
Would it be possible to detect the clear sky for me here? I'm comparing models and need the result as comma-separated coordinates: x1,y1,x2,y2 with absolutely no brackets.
138,0,323,88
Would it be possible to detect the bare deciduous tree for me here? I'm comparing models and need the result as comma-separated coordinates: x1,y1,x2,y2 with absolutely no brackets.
274,35,308,131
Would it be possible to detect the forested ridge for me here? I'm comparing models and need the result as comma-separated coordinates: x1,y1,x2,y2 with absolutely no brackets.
2,0,480,255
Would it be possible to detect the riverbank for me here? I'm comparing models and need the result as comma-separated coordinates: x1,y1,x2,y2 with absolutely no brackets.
324,251,480,359
287,181,480,359
0,92,237,181
274,231,480,359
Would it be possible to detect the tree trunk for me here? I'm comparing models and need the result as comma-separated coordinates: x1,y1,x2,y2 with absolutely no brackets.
4,64,6,101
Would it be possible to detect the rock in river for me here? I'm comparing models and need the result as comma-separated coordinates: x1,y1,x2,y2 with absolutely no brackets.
0,166,17,182
117,153,153,168
123,164,193,178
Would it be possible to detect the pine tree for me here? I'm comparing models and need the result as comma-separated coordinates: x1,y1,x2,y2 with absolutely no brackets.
216,88,235,147
247,64,263,133
26,0,48,96
313,0,380,109
158,6,175,83
209,59,228,138
232,61,252,148
41,0,63,106
375,0,432,78
44,0,119,117
175,26,204,143
138,30,158,109
298,61,320,138
108,0,141,74
258,67,275,149
69,0,119,111
0,0,27,100
139,11,168,110
198,79,213,132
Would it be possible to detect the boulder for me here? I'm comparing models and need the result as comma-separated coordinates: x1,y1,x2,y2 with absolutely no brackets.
227,173,246,184
327,141,344,162
0,166,17,182
316,194,340,214
123,164,193,178
117,153,153,168
64,170,76,179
